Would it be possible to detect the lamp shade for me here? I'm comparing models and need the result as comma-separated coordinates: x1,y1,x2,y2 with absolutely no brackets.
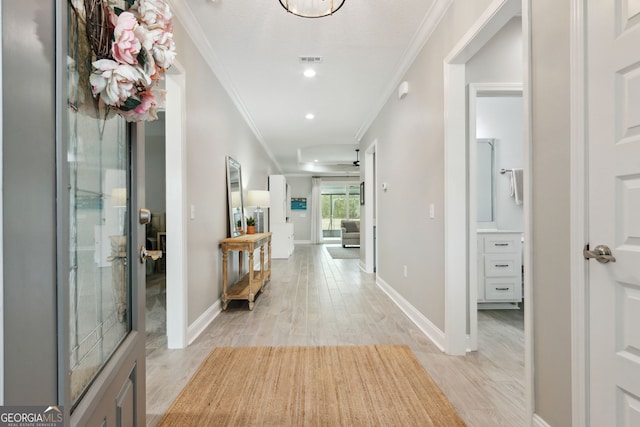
278,0,346,18
247,190,271,208
111,188,127,208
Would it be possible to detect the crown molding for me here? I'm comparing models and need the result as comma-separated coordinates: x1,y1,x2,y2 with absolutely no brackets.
354,0,453,141
167,0,283,172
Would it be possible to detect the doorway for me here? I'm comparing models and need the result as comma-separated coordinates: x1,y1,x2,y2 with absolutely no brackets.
144,112,168,351
144,61,189,358
320,182,361,244
468,87,524,351
364,141,377,274
443,0,532,419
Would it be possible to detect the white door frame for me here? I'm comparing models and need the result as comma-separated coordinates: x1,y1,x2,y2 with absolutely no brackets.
443,0,522,353
443,0,534,422
165,61,188,349
569,0,588,424
364,140,377,274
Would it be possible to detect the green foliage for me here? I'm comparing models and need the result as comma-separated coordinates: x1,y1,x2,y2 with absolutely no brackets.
119,97,142,112
137,48,148,68
321,191,360,230
246,217,256,226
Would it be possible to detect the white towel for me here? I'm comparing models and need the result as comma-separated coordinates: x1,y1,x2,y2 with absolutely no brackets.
510,168,523,205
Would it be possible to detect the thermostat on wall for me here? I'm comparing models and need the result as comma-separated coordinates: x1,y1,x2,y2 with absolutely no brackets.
398,81,409,99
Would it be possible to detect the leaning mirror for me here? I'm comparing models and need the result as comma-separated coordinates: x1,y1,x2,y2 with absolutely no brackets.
477,138,496,227
226,156,245,237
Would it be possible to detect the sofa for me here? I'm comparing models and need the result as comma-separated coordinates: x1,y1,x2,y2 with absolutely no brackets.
341,220,360,248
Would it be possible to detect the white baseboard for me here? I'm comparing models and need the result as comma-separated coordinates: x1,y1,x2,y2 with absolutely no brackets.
532,414,552,427
294,240,312,245
376,277,446,352
187,299,222,345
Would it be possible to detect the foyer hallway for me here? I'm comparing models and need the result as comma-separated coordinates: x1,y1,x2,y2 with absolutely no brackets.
145,244,525,426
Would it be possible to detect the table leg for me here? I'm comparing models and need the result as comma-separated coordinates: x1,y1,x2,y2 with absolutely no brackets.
259,245,265,290
248,248,254,302
267,238,272,281
222,248,228,310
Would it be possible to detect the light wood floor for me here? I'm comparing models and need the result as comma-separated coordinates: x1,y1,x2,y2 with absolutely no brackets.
145,244,525,426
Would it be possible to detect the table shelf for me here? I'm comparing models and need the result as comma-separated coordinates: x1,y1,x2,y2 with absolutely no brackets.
220,233,271,311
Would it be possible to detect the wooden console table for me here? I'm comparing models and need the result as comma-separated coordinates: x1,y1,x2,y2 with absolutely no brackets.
220,232,271,310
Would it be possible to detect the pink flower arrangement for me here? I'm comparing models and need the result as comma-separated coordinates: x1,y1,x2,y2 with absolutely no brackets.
89,0,176,122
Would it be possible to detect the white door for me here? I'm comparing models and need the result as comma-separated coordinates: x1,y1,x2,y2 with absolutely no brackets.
587,0,640,424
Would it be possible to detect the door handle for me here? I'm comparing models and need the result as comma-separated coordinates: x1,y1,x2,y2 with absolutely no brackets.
140,245,163,264
139,208,152,225
583,244,616,264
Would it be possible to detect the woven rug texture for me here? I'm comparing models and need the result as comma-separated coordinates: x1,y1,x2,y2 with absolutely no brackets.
157,344,466,427
325,246,360,259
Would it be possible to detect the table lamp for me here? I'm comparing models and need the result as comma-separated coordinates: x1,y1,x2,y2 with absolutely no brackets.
247,190,271,233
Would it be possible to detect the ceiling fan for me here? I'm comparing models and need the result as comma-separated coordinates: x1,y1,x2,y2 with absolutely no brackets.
353,149,360,167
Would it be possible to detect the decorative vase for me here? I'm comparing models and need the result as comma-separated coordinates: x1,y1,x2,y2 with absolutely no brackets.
247,226,256,234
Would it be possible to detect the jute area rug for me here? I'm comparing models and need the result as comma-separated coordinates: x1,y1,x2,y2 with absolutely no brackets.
157,345,466,426
325,246,360,259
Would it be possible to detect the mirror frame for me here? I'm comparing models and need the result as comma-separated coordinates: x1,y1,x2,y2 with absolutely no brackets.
477,138,497,229
225,156,245,237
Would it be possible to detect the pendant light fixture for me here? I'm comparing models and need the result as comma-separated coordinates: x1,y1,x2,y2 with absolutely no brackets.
279,0,346,18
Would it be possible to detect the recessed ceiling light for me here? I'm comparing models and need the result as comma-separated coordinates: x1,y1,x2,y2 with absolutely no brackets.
314,159,318,162
303,69,316,78
305,113,315,120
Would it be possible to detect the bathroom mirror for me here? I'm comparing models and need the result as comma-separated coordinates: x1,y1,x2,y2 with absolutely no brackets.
477,139,496,227
226,156,245,237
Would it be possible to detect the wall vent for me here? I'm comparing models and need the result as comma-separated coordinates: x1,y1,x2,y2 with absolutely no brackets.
299,56,323,63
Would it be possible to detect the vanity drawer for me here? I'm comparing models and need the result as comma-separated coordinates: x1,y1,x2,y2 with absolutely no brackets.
484,235,521,253
485,278,521,300
484,254,519,276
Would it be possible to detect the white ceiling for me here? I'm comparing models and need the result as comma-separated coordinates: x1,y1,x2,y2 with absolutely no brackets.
170,0,443,175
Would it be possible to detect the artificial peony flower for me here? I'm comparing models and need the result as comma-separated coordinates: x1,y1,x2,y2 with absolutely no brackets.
132,0,173,32
134,22,155,52
87,0,175,122
150,30,176,69
90,59,149,106
118,86,164,122
112,12,141,65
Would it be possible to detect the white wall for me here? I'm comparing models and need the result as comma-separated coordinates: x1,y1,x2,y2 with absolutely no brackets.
467,17,523,232
171,19,279,325
531,0,572,424
466,17,523,83
144,114,166,215
476,96,523,231
361,0,497,331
